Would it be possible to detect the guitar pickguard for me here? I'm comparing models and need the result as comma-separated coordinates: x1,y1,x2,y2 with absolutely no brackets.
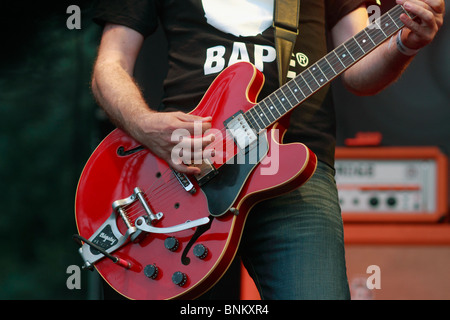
201,132,269,216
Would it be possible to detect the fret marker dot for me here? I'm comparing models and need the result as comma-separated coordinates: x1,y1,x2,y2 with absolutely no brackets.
362,39,366,43
294,89,298,92
270,106,273,109
260,113,263,117
320,79,324,82
385,23,389,27
281,98,285,101
342,54,346,58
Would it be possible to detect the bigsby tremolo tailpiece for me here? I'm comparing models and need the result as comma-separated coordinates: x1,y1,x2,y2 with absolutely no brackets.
75,186,210,270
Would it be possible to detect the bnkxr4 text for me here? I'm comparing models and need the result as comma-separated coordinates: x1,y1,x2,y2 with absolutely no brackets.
225,304,269,315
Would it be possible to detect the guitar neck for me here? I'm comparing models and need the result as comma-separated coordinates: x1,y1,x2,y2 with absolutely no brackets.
245,4,413,132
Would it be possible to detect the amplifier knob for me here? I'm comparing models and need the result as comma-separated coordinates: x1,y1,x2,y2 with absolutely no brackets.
369,197,379,207
386,197,397,207
172,271,187,287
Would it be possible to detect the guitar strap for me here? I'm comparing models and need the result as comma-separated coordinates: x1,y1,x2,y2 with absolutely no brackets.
273,0,301,86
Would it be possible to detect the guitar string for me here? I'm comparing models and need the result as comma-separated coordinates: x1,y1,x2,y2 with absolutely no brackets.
122,126,248,220
124,130,239,219
119,5,407,223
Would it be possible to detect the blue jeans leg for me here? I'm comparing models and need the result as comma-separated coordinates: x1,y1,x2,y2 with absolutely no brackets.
240,161,350,300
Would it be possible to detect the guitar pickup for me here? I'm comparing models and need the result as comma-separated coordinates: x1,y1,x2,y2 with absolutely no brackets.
194,158,218,186
225,111,258,151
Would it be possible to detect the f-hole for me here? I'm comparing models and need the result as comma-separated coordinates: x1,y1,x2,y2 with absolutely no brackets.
181,216,214,265
117,145,145,156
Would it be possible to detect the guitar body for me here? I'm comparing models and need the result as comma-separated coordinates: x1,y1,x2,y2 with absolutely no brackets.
75,62,317,300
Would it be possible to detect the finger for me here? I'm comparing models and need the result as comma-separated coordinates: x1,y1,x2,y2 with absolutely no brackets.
177,134,215,151
176,118,213,135
171,161,201,175
403,0,436,26
201,133,216,148
177,112,212,124
167,148,202,174
418,0,445,14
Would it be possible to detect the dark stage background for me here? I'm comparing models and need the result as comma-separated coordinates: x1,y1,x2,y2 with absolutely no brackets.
0,1,448,299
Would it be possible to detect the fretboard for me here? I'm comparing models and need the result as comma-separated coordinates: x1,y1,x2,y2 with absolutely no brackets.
244,4,412,132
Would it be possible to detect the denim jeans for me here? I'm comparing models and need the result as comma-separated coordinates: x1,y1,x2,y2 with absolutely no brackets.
239,161,350,300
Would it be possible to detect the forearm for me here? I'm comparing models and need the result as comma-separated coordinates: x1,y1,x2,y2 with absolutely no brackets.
341,30,415,96
339,0,444,96
92,59,156,140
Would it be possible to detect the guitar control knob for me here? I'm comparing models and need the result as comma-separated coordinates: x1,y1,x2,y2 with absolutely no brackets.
144,264,159,279
193,244,208,259
165,237,179,252
172,271,187,287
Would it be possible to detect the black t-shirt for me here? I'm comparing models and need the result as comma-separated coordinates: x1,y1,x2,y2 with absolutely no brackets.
94,0,375,167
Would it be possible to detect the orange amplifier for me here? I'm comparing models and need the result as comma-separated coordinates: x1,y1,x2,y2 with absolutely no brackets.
335,147,448,222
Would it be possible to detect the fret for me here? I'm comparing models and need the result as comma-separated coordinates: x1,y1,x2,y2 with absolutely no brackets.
253,103,271,128
387,12,400,29
261,99,279,120
342,43,355,61
278,87,296,110
323,56,337,75
303,69,320,92
259,102,276,124
334,45,354,68
310,64,328,87
242,112,258,132
244,108,259,132
298,74,313,96
379,11,400,36
263,98,282,119
247,108,264,131
373,18,388,37
326,51,345,74
249,108,264,132
287,80,305,102
388,5,407,27
353,36,365,53
268,94,285,118
317,58,336,81
285,82,301,104
272,90,289,113
365,24,386,45
354,30,375,53
363,29,376,46
345,38,365,60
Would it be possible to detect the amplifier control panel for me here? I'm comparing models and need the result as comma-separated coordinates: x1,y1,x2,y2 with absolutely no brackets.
335,147,448,222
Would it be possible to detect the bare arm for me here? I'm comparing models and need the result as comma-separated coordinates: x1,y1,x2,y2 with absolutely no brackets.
332,0,445,96
92,23,212,174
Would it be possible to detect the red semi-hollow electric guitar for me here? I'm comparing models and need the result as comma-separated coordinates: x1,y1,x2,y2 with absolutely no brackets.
75,5,411,300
